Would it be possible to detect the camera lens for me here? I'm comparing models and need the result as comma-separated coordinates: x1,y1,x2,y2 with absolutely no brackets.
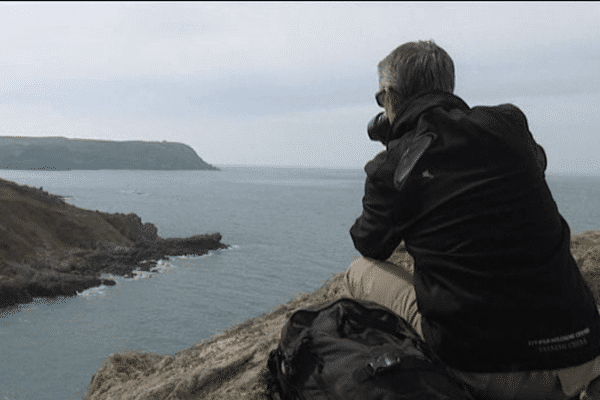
367,112,391,144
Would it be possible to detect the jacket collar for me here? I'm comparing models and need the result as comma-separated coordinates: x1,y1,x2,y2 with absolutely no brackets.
387,90,470,143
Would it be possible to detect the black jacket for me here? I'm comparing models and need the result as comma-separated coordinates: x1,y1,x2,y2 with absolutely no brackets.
350,90,600,372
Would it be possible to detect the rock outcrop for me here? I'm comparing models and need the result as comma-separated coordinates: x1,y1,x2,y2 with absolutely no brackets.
82,230,600,400
0,136,218,170
0,177,228,309
81,233,228,278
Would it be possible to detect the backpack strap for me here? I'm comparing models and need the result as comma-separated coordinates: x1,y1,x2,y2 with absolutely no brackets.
392,131,437,191
354,346,434,383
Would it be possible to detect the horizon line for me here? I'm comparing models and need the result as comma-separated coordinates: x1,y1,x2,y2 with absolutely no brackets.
214,164,600,176
214,163,365,170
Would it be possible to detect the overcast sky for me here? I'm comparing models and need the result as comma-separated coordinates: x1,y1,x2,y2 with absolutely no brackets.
0,2,598,173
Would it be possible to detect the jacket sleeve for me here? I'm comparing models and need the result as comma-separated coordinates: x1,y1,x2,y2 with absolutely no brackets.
498,104,547,174
534,143,547,173
350,151,404,260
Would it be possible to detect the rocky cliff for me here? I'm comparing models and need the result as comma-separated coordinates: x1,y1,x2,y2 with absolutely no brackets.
0,177,228,309
0,136,218,170
82,230,600,400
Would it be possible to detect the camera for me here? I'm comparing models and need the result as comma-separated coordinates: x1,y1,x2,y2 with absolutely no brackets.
367,112,391,144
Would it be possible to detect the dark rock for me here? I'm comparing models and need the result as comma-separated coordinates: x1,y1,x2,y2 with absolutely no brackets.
101,213,161,244
141,223,158,242
0,269,117,309
27,270,108,297
155,233,229,256
136,261,158,272
82,232,228,279
0,277,33,309
99,262,136,278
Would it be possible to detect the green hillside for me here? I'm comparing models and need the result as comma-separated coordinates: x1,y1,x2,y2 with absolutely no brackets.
0,137,218,170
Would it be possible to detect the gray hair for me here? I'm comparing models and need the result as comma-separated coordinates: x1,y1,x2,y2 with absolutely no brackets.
378,40,455,101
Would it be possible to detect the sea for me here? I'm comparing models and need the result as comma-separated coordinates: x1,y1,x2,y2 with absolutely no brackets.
0,166,599,400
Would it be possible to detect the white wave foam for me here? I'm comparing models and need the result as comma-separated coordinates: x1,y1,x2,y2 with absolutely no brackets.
99,273,121,280
88,249,240,285
149,259,177,273
95,260,177,282
77,285,107,297
131,270,153,280
161,246,238,263
169,252,213,261
130,259,179,278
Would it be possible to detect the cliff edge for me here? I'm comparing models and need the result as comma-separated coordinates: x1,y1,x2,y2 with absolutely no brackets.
82,230,600,400
0,136,218,170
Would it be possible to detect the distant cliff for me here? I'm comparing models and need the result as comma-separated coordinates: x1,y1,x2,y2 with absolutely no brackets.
0,136,218,170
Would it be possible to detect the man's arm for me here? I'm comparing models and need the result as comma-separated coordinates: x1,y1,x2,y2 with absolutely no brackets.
350,153,404,260
498,104,547,174
534,143,547,173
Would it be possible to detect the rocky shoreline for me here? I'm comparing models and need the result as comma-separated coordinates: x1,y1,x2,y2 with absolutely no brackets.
0,233,229,310
79,232,229,278
0,176,229,310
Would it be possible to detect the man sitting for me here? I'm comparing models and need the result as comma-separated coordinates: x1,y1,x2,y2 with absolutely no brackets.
345,40,600,400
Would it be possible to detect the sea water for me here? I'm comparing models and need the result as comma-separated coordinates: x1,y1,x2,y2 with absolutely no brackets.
0,167,599,400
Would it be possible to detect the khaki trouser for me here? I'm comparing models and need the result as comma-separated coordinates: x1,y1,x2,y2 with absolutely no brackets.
344,256,600,400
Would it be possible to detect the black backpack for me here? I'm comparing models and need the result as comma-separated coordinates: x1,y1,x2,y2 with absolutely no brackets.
267,298,473,400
